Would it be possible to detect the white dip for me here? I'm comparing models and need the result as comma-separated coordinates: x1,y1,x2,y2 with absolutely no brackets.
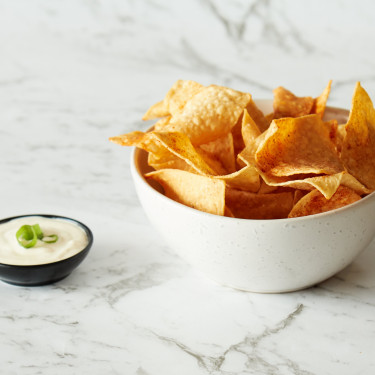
0,216,88,265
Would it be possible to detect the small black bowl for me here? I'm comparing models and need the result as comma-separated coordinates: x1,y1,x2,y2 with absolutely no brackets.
0,214,93,286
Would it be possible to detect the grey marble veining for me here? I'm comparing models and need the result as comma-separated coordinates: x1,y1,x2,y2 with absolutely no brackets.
1,0,375,374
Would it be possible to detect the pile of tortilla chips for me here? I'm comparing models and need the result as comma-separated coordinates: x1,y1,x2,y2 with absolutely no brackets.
110,80,375,219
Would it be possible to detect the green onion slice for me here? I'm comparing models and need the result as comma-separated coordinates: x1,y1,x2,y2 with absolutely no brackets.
33,224,43,240
16,225,38,248
16,224,58,248
41,234,58,244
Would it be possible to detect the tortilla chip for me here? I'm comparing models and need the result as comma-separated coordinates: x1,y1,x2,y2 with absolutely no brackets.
142,100,167,121
257,179,278,194
215,165,260,192
273,86,314,119
255,115,344,177
335,124,346,153
154,116,171,131
164,85,251,145
148,152,192,172
195,148,228,175
293,190,306,206
341,82,375,189
151,131,218,175
110,131,217,175
143,80,203,120
146,169,225,216
312,80,332,118
109,131,169,158
199,133,236,174
288,186,361,218
246,98,270,132
231,114,246,157
259,171,370,199
225,188,293,219
242,109,262,148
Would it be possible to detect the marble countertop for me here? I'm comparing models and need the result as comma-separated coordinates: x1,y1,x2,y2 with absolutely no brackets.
1,1,375,374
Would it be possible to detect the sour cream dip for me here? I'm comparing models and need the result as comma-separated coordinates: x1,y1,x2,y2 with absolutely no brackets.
0,216,88,265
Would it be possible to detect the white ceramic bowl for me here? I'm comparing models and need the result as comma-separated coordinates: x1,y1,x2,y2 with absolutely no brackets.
130,101,375,293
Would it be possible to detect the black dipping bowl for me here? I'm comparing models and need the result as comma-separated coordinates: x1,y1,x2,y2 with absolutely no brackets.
0,214,93,286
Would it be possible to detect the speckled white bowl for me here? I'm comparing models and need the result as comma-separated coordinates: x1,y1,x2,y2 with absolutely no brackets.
130,101,375,293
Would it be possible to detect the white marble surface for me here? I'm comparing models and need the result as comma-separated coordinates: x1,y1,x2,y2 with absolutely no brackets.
1,1,375,374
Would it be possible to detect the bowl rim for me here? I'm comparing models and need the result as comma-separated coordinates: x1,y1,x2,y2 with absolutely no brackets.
130,101,375,223
0,214,94,268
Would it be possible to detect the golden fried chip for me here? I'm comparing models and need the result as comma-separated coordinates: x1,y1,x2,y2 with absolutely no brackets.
273,86,314,119
293,190,306,206
148,152,191,172
146,169,225,216
341,82,375,189
232,103,269,156
312,80,332,118
195,148,228,175
143,80,203,120
154,116,171,131
164,85,251,145
335,124,346,153
241,109,262,148
151,131,217,175
225,188,293,219
215,165,260,192
257,179,278,194
255,115,344,177
233,109,262,168
199,133,236,174
110,131,217,175
246,98,270,132
273,81,332,119
109,130,169,157
288,186,361,218
231,114,246,157
259,171,371,199
237,129,268,168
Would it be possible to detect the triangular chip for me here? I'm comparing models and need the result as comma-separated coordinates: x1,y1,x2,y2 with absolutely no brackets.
273,86,314,119
312,80,332,118
255,115,344,177
242,108,262,149
151,131,217,175
260,171,371,199
245,98,270,133
233,108,263,168
341,82,375,189
148,152,192,172
214,165,260,192
146,169,225,216
143,80,203,120
288,186,361,218
199,133,236,174
273,81,332,119
110,131,217,175
164,85,251,145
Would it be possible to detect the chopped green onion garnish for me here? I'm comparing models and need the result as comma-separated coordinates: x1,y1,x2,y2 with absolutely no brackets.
41,234,58,244
33,224,43,240
16,224,58,248
16,225,38,248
